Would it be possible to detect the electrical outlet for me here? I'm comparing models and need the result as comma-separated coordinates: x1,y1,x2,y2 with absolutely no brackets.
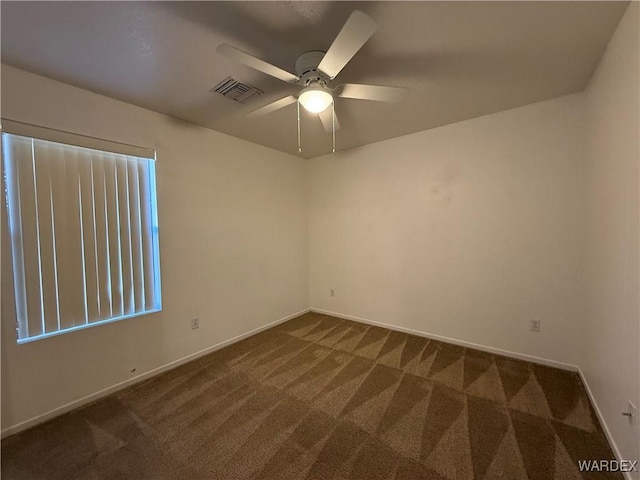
330,289,336,297
530,319,541,332
191,317,200,330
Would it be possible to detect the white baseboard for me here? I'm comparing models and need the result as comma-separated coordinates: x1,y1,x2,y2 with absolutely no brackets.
310,307,578,372
0,307,310,439
578,368,636,480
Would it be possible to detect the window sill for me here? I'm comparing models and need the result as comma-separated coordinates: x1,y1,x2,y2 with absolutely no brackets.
16,308,162,345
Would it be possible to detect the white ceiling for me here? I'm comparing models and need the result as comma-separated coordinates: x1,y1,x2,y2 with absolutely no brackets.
1,1,628,159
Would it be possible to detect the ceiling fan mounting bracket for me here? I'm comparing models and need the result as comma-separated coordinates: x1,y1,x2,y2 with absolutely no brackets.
295,51,331,86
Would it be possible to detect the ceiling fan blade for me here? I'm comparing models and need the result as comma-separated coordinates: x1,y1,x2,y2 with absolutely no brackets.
247,96,297,117
318,108,341,133
339,83,409,102
216,43,298,83
317,11,377,79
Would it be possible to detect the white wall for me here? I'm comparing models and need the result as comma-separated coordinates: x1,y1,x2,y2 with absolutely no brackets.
0,65,309,431
309,93,586,367
582,2,640,466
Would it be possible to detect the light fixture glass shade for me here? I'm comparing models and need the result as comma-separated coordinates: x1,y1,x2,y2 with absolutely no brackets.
298,87,333,113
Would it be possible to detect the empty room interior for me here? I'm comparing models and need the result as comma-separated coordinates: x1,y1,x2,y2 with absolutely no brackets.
1,1,639,479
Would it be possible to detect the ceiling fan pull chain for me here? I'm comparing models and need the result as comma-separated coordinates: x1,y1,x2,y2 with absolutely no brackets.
332,102,336,153
297,100,302,154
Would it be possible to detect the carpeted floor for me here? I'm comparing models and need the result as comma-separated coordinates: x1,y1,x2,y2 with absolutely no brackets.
2,312,621,479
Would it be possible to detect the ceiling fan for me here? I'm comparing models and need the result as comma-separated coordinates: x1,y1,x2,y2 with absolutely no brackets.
216,10,408,141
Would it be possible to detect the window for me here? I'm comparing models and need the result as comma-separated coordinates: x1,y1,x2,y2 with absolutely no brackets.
2,121,161,343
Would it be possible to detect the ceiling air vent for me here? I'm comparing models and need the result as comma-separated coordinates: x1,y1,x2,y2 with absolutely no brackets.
211,76,263,103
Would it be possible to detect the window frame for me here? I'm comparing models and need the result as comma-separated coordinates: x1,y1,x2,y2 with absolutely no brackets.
1,119,162,344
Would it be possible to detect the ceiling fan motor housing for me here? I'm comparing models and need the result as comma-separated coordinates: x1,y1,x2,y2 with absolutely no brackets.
295,51,330,86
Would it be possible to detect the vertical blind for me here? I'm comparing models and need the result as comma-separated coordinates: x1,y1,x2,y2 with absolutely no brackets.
2,131,161,343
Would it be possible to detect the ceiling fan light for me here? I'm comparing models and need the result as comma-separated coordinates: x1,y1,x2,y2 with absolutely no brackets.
298,87,333,113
